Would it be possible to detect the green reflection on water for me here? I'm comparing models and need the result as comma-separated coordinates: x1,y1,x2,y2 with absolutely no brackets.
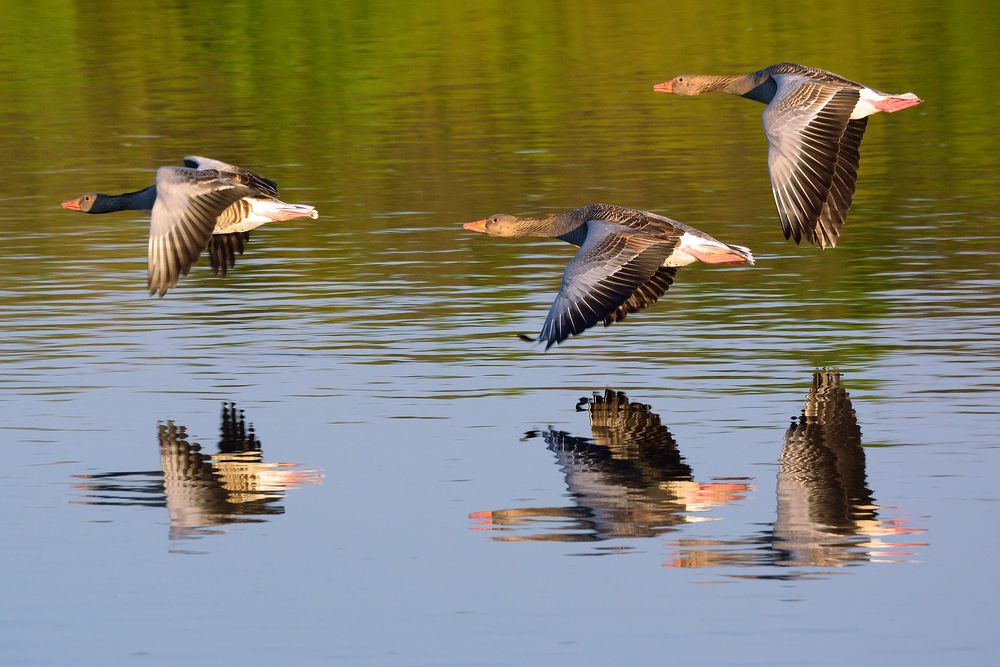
0,0,997,368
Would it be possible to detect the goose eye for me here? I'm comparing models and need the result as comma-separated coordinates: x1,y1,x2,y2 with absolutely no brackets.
491,217,499,223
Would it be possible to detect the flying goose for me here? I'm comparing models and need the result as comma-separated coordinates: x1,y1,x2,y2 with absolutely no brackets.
654,63,922,248
61,156,318,296
462,203,754,348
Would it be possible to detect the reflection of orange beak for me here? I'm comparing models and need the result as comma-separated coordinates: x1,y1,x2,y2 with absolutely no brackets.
60,198,82,211
653,81,673,94
462,219,487,233
468,510,497,530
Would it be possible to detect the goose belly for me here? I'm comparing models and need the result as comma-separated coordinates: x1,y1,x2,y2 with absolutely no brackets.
664,248,697,267
219,212,273,233
214,199,286,233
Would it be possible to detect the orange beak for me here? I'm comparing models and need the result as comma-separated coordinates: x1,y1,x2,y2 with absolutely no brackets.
653,81,673,94
60,197,82,211
463,219,487,233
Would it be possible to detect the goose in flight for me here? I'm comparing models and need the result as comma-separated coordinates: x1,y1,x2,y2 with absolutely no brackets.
61,156,317,295
654,63,921,248
462,203,753,348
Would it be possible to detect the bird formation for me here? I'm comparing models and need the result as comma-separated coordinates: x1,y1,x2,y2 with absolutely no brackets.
61,63,920,347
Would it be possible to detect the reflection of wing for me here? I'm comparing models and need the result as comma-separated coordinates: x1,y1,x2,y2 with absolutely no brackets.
774,370,872,566
218,402,263,453
157,406,292,540
73,404,319,542
550,391,694,538
470,391,753,543
801,370,867,504
158,421,238,540
586,389,691,477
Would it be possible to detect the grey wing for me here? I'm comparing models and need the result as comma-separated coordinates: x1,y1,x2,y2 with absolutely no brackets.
206,232,251,276
183,156,279,198
814,117,868,248
147,167,253,296
602,267,678,327
764,75,860,246
533,220,676,349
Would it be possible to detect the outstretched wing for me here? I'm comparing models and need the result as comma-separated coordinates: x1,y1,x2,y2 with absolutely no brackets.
532,220,677,349
814,117,868,248
602,266,678,327
183,156,279,198
147,167,253,296
206,232,251,276
764,76,861,247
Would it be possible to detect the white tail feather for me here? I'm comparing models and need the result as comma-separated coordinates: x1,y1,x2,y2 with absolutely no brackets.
725,243,755,265
252,199,319,221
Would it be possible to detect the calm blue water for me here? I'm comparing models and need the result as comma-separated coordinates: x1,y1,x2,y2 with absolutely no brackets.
1,1,998,664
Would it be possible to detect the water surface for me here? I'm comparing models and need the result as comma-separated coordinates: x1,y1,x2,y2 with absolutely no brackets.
1,1,998,664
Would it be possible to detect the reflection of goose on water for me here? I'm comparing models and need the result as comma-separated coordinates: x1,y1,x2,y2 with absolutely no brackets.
470,390,750,543
74,403,321,540
671,371,926,573
60,156,317,296
774,369,875,566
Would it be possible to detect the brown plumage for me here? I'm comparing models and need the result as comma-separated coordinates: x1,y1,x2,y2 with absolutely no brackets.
463,203,753,349
655,63,922,248
61,156,318,295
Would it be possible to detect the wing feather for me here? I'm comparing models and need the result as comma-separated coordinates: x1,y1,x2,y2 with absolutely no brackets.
764,77,860,246
183,156,279,197
147,167,254,296
207,232,252,276
814,117,868,248
534,220,678,349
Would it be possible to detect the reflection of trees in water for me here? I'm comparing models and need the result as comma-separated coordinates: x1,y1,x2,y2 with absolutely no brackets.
470,390,750,543
74,403,321,540
670,371,926,574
